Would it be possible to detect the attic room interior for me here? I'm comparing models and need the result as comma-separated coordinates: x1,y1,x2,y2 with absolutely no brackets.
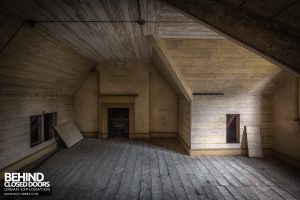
0,0,300,199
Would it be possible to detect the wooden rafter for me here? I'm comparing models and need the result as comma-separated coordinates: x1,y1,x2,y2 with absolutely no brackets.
150,36,193,102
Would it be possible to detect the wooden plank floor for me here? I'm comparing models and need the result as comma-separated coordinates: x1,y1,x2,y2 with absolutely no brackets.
23,138,300,200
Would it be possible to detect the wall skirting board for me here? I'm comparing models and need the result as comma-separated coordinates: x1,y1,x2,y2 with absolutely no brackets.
99,132,177,139
272,150,300,170
177,133,272,157
190,148,272,157
177,134,191,155
190,148,246,156
149,132,177,138
82,132,99,138
100,133,150,139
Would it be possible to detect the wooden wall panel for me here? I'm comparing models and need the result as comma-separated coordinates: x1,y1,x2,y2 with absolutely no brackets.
159,38,281,155
151,50,181,93
272,71,300,164
98,63,150,136
191,95,273,154
97,63,178,138
73,72,99,138
149,69,177,136
178,95,191,148
0,96,74,169
0,12,93,169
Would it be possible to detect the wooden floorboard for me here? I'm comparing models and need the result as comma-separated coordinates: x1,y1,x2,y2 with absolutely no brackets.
117,140,140,200
150,144,163,200
19,138,300,200
128,141,144,200
156,145,176,200
163,147,187,200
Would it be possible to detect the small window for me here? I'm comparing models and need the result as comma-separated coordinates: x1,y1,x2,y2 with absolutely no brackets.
226,114,240,143
30,115,42,147
44,113,56,141
30,112,57,147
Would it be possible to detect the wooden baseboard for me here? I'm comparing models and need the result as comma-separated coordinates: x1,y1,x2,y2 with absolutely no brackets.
100,132,177,139
101,134,108,139
82,132,98,138
272,150,300,170
99,133,137,139
190,148,245,156
102,133,150,139
0,143,57,179
263,149,272,156
134,133,150,139
150,132,177,138
177,135,191,155
190,148,272,157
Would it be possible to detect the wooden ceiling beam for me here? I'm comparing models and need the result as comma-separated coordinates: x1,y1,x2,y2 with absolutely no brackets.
161,0,300,77
150,36,193,102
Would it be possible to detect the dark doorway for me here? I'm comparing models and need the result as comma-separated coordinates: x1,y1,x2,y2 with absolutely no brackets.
108,108,129,138
226,114,240,143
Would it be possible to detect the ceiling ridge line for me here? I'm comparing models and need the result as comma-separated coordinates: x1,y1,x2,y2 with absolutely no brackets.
28,20,195,23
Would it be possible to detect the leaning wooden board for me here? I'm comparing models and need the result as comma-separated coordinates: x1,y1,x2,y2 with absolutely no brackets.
55,121,84,148
246,126,263,158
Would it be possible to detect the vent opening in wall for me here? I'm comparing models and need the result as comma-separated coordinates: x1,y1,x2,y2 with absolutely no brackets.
226,114,240,143
30,112,57,147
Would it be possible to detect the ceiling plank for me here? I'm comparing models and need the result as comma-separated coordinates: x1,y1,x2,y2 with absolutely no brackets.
0,0,150,63
162,38,281,96
160,0,300,77
150,36,193,101
154,1,223,39
139,0,156,36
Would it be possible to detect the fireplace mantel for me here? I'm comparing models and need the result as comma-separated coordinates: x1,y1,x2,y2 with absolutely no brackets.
100,94,137,104
99,94,138,96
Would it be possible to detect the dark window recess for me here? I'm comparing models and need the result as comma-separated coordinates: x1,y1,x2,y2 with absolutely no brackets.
226,114,240,143
30,115,42,147
30,112,57,147
44,113,56,141
108,108,129,138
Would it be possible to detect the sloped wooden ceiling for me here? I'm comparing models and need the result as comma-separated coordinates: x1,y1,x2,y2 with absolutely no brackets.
151,36,193,101
0,0,286,98
140,0,223,39
0,0,150,63
0,10,94,96
0,0,221,64
224,0,300,29
161,38,282,95
161,0,300,76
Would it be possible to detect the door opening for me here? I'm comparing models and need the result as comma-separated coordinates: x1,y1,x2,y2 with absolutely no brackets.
108,108,129,138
